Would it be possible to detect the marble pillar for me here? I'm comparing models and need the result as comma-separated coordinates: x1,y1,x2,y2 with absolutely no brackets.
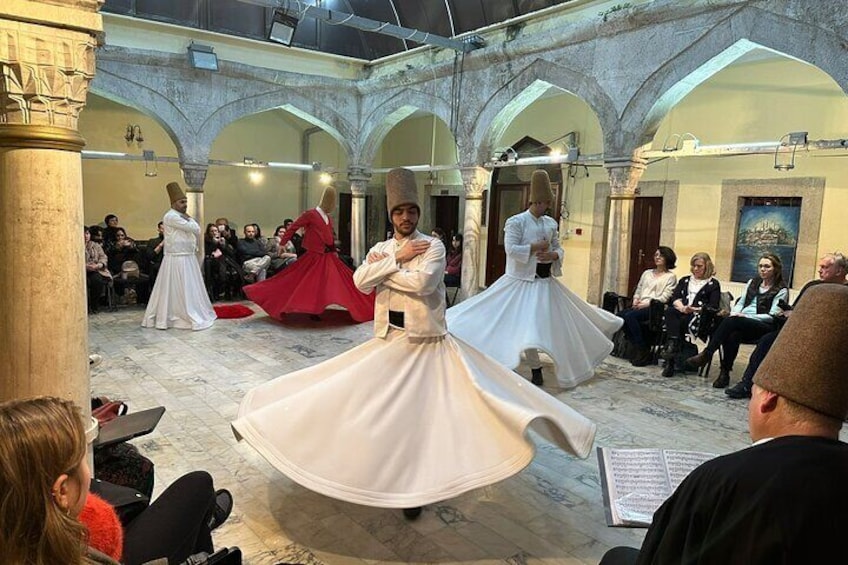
0,1,103,410
602,157,646,296
348,169,370,267
459,167,491,300
181,163,208,265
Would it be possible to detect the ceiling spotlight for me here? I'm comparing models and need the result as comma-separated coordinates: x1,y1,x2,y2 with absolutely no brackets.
269,9,300,46
187,42,218,71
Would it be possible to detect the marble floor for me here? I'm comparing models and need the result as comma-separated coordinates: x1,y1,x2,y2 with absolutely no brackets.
87,303,806,565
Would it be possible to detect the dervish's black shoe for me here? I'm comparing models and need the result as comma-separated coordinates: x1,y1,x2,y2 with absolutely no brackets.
402,507,422,520
531,368,544,386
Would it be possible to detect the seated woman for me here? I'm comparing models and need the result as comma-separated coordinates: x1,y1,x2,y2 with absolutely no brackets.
106,227,151,305
687,252,788,388
266,224,298,276
444,233,463,287
0,396,231,565
618,246,678,366
203,223,232,301
660,252,721,377
84,226,112,314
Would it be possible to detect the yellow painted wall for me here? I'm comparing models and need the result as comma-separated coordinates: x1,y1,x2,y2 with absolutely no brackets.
80,96,349,238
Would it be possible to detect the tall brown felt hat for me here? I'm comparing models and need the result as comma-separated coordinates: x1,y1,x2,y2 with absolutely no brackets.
528,169,554,203
319,186,336,214
166,182,186,203
386,168,419,214
754,283,848,419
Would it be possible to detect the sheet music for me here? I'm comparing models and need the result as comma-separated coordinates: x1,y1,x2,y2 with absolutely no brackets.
598,447,717,527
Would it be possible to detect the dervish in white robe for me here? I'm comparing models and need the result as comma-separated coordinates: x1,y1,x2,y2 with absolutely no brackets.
447,208,622,388
142,208,216,330
231,228,596,509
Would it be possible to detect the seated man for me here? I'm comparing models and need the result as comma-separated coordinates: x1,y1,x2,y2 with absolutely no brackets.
236,224,271,282
143,221,165,285
726,251,848,399
600,284,848,565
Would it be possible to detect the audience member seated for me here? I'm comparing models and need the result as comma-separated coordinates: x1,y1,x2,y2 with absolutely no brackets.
599,284,848,565
215,217,239,250
142,221,165,285
0,396,234,565
84,226,113,314
660,252,721,377
687,252,788,389
90,224,106,246
237,224,271,282
106,227,151,305
444,233,463,287
726,251,848,399
204,223,234,301
267,224,298,276
431,227,446,247
103,214,121,248
618,246,677,366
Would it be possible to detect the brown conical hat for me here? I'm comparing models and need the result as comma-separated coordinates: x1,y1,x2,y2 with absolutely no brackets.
528,169,554,203
386,168,419,214
753,283,848,419
166,182,186,203
319,186,336,214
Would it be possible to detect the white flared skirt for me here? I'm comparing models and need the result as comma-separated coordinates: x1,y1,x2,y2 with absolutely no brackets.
142,254,216,330
232,330,596,508
446,275,623,388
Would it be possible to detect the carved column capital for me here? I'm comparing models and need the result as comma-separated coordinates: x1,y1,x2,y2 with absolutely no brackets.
181,163,208,192
459,166,491,200
0,18,100,132
347,167,371,196
604,157,647,199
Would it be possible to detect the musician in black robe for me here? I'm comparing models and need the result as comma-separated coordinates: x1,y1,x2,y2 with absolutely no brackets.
600,284,848,565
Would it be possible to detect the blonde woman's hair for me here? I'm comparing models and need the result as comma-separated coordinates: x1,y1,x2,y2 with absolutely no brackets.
0,397,88,565
690,252,716,279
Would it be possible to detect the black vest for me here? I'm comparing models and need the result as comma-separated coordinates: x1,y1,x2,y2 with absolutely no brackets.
742,277,784,314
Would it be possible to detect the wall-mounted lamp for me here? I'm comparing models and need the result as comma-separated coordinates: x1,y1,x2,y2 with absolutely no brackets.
774,131,808,171
187,42,219,71
125,124,143,147
319,172,334,185
269,9,300,46
143,150,158,177
243,156,256,166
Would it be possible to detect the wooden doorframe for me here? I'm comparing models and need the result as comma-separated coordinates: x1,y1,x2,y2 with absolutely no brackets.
626,196,664,295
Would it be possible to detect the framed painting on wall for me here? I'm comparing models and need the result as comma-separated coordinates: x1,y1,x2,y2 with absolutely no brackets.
731,203,801,286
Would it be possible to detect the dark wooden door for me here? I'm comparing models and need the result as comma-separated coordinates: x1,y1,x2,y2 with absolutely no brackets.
431,195,460,239
627,197,664,295
485,182,561,286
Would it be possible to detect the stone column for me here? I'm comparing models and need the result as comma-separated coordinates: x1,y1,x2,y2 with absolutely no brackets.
181,163,208,265
0,1,103,412
348,168,370,267
459,166,491,300
601,157,646,296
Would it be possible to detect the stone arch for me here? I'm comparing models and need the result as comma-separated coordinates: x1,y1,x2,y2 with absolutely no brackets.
467,58,618,165
90,69,189,161
195,89,356,163
357,88,454,166
623,6,848,148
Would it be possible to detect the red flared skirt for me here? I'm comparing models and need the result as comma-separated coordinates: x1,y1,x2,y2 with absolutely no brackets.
243,252,374,322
